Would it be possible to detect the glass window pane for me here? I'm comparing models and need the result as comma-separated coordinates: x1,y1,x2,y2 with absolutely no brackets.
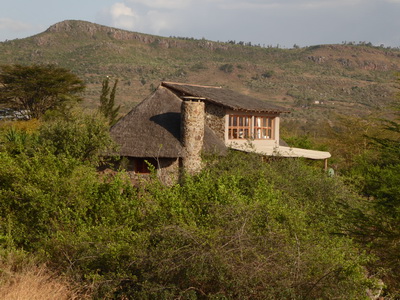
228,115,254,139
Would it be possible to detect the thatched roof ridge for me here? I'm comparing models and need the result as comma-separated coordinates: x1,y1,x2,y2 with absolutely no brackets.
162,81,289,113
110,86,183,157
110,86,227,158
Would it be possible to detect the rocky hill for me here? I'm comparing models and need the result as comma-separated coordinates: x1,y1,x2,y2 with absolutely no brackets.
1,20,399,127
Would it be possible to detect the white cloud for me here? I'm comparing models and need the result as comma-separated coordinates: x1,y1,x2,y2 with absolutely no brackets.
109,2,138,29
217,0,364,10
0,18,33,32
126,0,192,9
96,0,400,48
145,10,177,33
99,1,185,33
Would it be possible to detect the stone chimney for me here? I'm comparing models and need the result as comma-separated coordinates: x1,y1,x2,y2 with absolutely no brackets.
181,100,205,175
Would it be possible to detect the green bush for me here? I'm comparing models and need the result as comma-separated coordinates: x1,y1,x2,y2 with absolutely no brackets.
219,64,234,73
261,70,274,78
0,123,375,298
38,113,115,164
345,103,400,296
44,152,371,299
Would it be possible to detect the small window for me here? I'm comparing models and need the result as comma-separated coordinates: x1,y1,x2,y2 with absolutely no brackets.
253,116,274,140
228,115,275,140
228,115,251,139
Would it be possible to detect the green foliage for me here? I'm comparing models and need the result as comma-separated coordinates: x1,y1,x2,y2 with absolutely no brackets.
3,127,29,154
219,64,234,73
261,69,274,78
282,134,315,149
0,136,373,298
0,122,40,156
0,110,380,299
98,77,120,126
0,151,93,248
345,102,400,296
1,22,399,298
119,153,371,299
38,112,116,164
0,64,85,119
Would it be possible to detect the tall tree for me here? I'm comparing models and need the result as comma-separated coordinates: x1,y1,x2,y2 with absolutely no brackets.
99,77,120,126
348,103,400,294
0,64,85,119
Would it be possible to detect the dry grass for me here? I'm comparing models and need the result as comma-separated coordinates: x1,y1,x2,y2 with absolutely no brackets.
0,252,89,300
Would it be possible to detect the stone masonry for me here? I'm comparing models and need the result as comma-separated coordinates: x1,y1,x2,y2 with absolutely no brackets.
181,101,205,175
205,103,226,140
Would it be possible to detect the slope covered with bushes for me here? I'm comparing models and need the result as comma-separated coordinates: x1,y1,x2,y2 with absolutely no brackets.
0,116,379,298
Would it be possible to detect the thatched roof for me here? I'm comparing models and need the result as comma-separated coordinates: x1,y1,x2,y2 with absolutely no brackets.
110,86,227,158
161,82,289,113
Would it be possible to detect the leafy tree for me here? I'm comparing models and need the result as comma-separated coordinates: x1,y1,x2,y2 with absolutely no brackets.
0,64,85,119
38,112,116,164
347,102,400,295
98,77,120,126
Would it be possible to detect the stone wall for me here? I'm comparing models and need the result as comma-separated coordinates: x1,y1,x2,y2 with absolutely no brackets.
181,101,205,175
157,158,180,185
205,103,226,140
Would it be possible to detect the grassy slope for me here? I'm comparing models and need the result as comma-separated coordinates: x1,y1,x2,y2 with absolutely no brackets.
0,20,399,126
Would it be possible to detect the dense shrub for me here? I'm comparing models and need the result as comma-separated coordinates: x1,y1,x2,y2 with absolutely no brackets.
0,123,376,298
344,103,400,297
38,113,115,164
219,64,234,73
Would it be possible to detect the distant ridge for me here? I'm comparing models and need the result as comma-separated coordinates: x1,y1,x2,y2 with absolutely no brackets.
46,20,154,42
0,19,399,127
44,20,224,50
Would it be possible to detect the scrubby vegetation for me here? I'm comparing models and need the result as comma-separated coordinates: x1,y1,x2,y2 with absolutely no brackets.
0,120,373,298
0,249,85,300
0,59,398,298
1,104,399,298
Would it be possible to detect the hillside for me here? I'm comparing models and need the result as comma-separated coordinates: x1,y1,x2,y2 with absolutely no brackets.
1,20,399,125
1,20,400,298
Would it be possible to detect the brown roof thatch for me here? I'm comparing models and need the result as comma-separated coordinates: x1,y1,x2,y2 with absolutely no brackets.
162,82,289,113
110,86,227,158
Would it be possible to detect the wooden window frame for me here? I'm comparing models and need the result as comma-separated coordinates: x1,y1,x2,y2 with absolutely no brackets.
253,116,274,140
228,115,275,140
228,115,251,139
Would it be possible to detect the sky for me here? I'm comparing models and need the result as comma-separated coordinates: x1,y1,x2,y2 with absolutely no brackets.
1,0,400,48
